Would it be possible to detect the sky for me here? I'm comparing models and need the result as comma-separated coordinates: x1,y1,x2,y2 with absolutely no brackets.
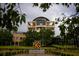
17,3,76,36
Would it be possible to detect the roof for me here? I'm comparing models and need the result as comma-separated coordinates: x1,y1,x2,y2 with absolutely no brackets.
33,16,49,21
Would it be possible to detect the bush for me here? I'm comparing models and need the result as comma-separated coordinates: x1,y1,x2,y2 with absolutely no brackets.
0,53,4,56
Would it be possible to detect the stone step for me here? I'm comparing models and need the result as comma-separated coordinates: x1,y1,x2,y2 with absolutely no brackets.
29,49,45,54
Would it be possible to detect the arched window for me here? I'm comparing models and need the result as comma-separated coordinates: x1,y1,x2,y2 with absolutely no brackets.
33,17,49,25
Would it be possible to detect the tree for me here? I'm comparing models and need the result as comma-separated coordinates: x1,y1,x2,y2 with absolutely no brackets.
0,3,26,46
23,29,54,46
24,30,39,46
33,3,79,13
0,29,13,46
0,3,26,31
59,17,79,46
33,3,79,46
39,29,54,46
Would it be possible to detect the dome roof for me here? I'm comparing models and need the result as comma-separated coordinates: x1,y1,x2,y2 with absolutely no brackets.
33,16,49,21
33,17,49,25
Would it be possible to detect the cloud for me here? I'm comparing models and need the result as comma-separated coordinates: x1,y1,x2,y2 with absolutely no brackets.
18,3,76,36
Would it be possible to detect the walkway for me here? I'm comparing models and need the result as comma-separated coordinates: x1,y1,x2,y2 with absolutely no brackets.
15,49,54,56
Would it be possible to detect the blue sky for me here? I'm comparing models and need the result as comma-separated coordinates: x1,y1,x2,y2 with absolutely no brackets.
18,3,76,36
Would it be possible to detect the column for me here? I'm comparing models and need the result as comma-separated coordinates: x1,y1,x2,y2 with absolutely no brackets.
18,42,19,46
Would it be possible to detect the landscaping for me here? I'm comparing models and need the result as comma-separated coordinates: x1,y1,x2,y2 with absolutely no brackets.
0,3,79,56
0,45,79,56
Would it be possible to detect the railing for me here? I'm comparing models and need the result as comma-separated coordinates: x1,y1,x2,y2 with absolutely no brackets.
28,25,54,28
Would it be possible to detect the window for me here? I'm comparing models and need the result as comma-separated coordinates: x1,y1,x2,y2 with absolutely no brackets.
20,37,22,40
34,17,49,25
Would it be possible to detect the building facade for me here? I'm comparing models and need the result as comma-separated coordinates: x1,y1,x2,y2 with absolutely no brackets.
12,17,55,46
28,17,55,32
12,32,26,46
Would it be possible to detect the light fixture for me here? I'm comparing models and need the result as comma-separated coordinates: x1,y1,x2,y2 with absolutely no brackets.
49,22,52,25
30,23,33,25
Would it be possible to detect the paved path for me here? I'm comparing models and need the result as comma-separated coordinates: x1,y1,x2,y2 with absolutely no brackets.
16,53,54,56
15,50,54,56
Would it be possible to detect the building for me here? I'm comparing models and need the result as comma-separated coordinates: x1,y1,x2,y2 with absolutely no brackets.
12,32,26,46
12,16,55,46
28,17,55,32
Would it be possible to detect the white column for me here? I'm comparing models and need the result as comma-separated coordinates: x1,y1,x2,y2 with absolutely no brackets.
18,42,19,46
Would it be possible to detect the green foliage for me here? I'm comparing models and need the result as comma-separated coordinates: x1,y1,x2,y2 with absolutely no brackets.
33,3,51,12
40,29,54,46
24,30,39,46
0,3,26,31
33,3,38,6
0,29,13,46
59,16,79,46
59,24,66,37
23,29,54,46
33,3,79,12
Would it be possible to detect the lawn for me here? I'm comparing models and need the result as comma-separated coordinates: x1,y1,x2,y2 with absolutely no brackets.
52,44,76,49
0,45,79,56
0,46,33,49
44,45,79,56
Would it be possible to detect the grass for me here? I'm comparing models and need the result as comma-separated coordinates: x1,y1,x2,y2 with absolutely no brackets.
0,46,34,49
0,45,79,56
0,45,76,49
0,46,57,50
44,45,79,56
52,44,76,48
46,48,79,56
